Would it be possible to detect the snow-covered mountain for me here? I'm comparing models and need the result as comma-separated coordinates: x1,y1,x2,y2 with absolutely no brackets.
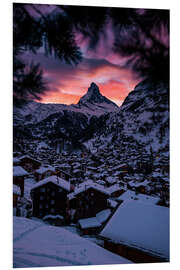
13,83,118,148
84,78,169,161
14,82,118,125
78,82,118,107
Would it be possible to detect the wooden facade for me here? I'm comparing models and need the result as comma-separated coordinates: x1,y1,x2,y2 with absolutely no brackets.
55,169,72,182
20,156,41,172
103,239,168,263
31,182,69,219
69,187,109,221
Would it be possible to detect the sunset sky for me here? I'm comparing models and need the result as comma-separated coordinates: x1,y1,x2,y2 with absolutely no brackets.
22,5,140,106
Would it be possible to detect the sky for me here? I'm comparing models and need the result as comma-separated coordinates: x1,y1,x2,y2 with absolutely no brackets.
21,4,142,106
23,47,139,106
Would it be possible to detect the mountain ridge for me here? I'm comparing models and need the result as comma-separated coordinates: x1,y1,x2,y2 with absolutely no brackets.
14,82,119,124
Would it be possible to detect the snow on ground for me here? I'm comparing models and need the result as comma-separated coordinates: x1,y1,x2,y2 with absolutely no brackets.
13,217,132,268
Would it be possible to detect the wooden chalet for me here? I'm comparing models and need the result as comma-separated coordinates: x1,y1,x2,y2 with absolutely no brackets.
34,166,56,182
30,175,71,219
68,181,110,221
13,166,29,197
78,209,112,235
100,200,169,263
55,168,72,182
127,180,150,194
19,155,41,172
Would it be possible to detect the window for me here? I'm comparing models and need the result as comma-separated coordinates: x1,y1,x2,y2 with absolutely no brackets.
39,204,43,209
40,196,43,200
51,200,55,205
51,191,55,196
40,187,45,192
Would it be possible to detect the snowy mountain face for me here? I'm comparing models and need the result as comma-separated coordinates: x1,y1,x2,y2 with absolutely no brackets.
13,83,118,147
78,82,118,107
85,79,169,163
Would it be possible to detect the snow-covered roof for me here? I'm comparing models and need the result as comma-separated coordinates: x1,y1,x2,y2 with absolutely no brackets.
13,166,29,177
100,200,169,260
78,217,102,229
128,180,149,188
19,155,41,163
106,184,124,195
113,164,128,170
13,216,132,267
31,175,70,192
35,166,56,174
68,181,110,200
96,209,111,223
13,184,21,195
13,157,20,164
116,190,160,205
106,176,117,184
107,199,118,208
43,214,64,221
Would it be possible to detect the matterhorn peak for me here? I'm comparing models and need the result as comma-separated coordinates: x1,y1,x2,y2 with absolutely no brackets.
78,82,118,107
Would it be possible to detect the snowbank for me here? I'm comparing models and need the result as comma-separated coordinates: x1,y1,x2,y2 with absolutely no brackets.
13,217,132,267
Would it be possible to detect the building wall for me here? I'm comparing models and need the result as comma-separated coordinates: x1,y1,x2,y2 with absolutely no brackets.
73,188,108,220
104,240,167,263
13,176,24,197
31,182,68,219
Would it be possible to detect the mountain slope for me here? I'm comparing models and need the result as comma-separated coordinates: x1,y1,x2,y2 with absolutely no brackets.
13,83,118,150
84,79,169,161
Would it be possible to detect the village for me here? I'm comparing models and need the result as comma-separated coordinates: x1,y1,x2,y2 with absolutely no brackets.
13,137,169,264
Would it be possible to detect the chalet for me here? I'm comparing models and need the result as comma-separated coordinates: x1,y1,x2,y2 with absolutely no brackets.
78,209,111,235
19,155,41,172
127,180,150,194
113,164,129,173
57,164,72,175
13,166,29,197
13,184,21,216
72,168,84,179
100,200,169,263
55,169,72,182
106,184,125,198
105,176,117,187
30,175,71,219
68,181,110,221
78,217,102,235
34,165,56,182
